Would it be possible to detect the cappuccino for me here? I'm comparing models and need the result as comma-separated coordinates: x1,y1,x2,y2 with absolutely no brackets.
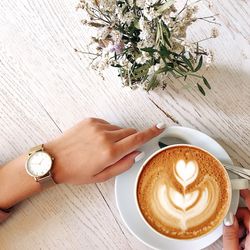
136,145,231,239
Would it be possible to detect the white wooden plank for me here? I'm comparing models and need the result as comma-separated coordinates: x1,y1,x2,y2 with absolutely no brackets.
0,0,249,249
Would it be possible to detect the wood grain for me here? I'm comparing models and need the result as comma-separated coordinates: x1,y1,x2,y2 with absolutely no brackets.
0,0,249,249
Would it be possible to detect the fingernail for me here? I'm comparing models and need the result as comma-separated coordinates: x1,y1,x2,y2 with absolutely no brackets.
135,152,145,162
156,122,166,130
224,212,234,226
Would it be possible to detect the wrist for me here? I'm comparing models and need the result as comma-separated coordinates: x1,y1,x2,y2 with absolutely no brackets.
44,140,66,184
0,154,42,209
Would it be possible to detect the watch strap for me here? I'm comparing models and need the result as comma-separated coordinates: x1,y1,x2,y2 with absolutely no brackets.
37,173,56,189
29,144,44,155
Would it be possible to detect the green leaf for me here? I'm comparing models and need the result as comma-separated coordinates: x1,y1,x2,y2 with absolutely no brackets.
156,66,171,74
140,47,158,53
162,32,171,48
188,52,194,61
155,23,160,45
134,19,140,29
156,0,175,14
146,74,159,91
173,68,186,76
182,55,194,71
202,76,211,89
161,21,171,38
169,70,181,78
194,56,203,72
159,45,171,59
131,64,150,80
177,65,189,73
196,42,199,55
111,64,122,68
122,5,129,15
197,83,206,96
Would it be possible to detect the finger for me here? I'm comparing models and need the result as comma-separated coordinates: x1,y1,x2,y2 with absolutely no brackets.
240,189,250,210
86,118,110,124
116,123,166,158
240,238,246,250
244,236,250,250
238,222,247,239
98,124,122,131
236,207,250,231
94,151,143,182
109,128,137,142
223,214,239,250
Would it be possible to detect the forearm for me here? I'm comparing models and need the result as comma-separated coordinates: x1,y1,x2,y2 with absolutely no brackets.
0,154,42,209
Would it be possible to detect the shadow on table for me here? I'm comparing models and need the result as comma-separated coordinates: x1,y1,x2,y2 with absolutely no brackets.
151,64,250,117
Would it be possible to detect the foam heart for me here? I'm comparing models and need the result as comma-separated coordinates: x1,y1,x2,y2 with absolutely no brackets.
175,160,198,187
169,187,199,210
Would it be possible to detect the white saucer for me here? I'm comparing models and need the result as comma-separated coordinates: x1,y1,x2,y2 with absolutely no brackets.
115,126,239,250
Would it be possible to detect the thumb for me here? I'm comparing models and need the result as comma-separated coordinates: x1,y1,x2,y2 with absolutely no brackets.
223,212,239,250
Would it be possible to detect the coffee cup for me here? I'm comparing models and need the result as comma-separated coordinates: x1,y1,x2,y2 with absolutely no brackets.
134,144,247,240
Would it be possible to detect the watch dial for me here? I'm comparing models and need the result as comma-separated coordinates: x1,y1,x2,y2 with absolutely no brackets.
26,151,52,177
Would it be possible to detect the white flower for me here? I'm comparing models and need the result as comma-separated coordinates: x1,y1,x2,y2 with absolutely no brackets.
211,28,219,38
138,17,154,42
97,27,111,40
205,50,214,67
154,63,161,71
136,51,151,64
139,16,145,30
111,30,122,43
128,0,144,8
137,37,155,49
135,0,145,8
107,42,124,54
143,7,159,21
207,0,213,8
116,7,135,25
99,0,116,12
145,0,160,7
148,63,161,75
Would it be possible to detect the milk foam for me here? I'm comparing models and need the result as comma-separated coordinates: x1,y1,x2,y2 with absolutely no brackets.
175,160,198,187
137,146,230,239
156,174,219,230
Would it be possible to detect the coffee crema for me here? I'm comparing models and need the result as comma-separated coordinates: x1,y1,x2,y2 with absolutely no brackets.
137,145,231,239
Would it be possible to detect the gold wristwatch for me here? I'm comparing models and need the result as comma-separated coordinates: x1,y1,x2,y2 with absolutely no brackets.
25,144,56,188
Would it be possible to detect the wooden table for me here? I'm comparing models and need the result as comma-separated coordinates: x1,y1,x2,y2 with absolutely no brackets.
0,0,249,249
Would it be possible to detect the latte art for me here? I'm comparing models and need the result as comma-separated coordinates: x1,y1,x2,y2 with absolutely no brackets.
137,146,231,239
174,160,198,187
156,176,219,231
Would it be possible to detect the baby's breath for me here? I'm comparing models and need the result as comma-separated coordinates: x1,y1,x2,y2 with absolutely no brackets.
77,0,219,95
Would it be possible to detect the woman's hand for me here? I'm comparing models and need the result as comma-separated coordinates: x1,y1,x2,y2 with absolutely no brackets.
223,189,250,250
0,118,165,209
46,118,166,185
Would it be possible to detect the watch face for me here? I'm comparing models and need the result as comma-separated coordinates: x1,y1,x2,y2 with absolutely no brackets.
26,151,52,177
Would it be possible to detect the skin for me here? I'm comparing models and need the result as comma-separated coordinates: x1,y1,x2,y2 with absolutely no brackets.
0,118,165,210
223,189,250,250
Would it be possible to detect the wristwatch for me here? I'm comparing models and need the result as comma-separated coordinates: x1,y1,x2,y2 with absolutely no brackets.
25,144,56,188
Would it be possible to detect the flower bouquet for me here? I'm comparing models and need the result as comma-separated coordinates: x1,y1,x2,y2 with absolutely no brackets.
77,0,218,95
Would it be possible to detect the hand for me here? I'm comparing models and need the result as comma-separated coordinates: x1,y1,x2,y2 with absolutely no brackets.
45,118,165,185
223,189,250,250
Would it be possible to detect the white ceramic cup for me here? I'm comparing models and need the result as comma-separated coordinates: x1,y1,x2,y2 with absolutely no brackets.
134,144,248,241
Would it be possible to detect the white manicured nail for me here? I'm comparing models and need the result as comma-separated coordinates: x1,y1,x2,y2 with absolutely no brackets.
223,212,234,226
156,122,166,130
135,152,145,162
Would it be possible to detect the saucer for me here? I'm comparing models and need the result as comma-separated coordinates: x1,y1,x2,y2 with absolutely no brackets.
115,126,239,250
